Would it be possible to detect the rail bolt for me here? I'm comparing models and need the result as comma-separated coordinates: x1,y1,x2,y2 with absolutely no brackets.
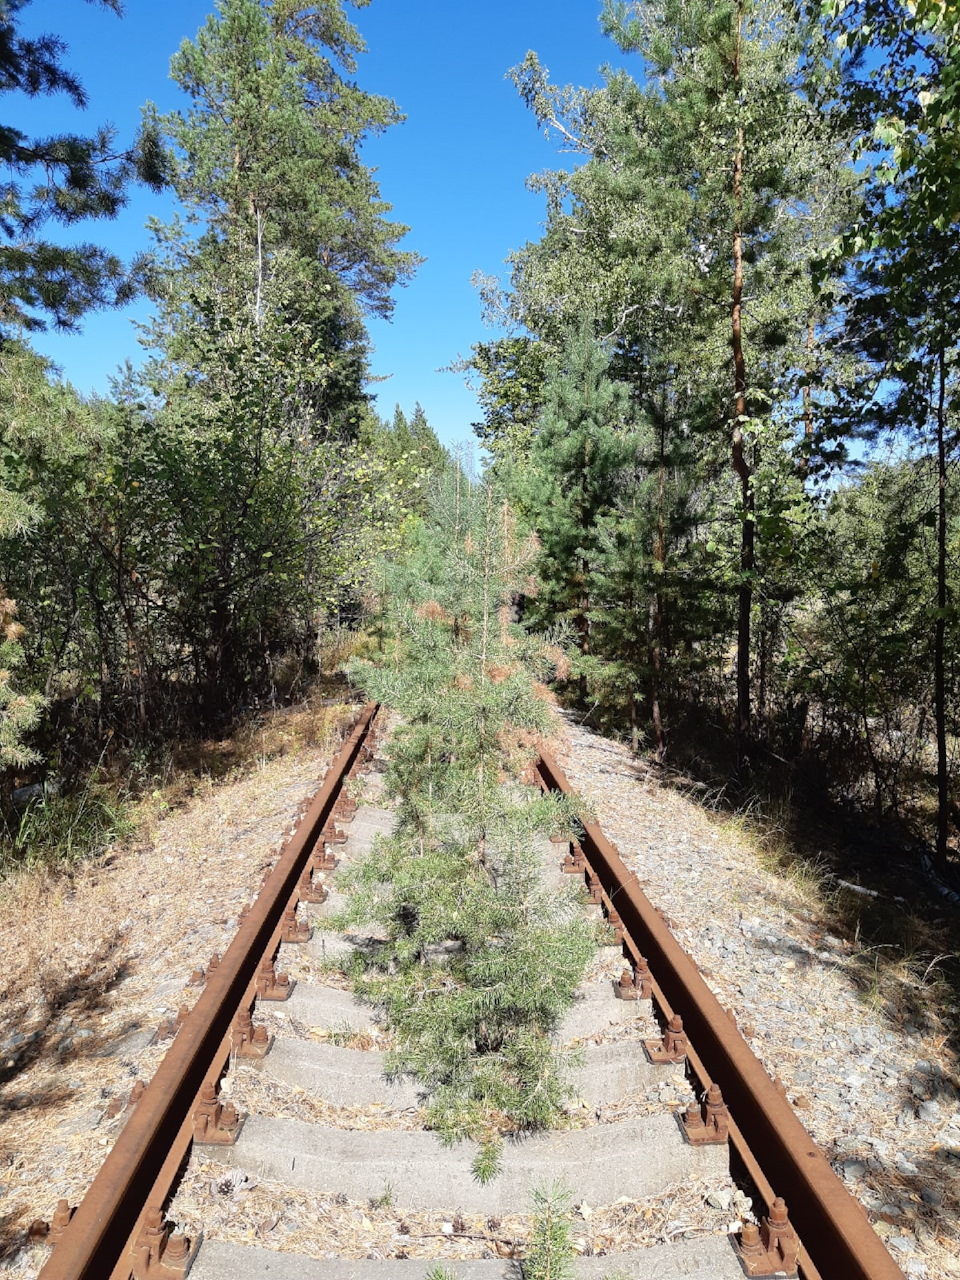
233,1007,271,1059
585,870,603,905
645,1014,688,1064
193,1081,241,1146
49,1198,74,1243
298,870,328,905
562,843,586,874
606,905,624,941
256,956,293,1001
280,904,312,944
616,966,641,1001
735,1197,800,1277
156,1005,188,1042
131,1205,197,1278
682,1083,729,1145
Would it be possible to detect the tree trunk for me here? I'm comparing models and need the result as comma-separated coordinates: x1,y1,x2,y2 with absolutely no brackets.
730,1,753,769
651,415,666,762
801,313,815,476
935,343,949,871
800,181,820,479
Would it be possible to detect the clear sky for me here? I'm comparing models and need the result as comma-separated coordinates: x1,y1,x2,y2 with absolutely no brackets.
28,1,630,446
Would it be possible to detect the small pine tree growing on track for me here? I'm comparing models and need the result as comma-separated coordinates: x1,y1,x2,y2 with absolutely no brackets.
343,468,594,1177
526,1183,575,1280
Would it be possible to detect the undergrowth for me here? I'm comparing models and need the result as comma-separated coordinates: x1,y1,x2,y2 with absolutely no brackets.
0,676,358,880
1,780,133,875
525,1183,575,1280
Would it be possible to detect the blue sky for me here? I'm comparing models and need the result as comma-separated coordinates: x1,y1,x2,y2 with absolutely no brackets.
28,1,630,446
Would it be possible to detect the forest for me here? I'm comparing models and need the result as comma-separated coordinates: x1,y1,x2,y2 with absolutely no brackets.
1,0,959,884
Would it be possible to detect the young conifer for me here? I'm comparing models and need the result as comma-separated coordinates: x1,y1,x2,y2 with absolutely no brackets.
344,467,594,1179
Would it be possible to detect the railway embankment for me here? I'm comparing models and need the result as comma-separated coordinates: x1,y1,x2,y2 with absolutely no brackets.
1,702,955,1278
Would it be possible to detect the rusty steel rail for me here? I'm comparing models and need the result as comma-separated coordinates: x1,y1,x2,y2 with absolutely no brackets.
536,748,906,1280
39,703,379,1280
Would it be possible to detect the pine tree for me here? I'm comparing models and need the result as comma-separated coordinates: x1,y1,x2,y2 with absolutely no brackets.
520,323,636,698
409,402,448,475
144,0,419,438
600,0,841,763
492,2,852,766
0,0,166,338
344,471,594,1176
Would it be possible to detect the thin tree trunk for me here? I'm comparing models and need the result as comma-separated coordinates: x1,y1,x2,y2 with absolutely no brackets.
254,205,264,331
651,415,666,762
935,343,949,870
801,313,815,474
800,181,820,479
730,1,753,767
577,431,591,701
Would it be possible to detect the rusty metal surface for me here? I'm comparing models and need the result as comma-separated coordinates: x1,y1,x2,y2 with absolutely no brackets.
39,703,379,1280
537,748,904,1280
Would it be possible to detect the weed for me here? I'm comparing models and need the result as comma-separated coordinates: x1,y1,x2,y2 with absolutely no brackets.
471,1137,502,1185
1,778,132,875
323,1022,372,1049
369,1182,394,1210
525,1183,575,1280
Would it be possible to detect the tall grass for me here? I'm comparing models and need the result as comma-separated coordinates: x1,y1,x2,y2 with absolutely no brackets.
1,779,132,875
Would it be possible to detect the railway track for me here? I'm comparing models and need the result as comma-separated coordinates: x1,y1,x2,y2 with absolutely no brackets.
31,703,907,1280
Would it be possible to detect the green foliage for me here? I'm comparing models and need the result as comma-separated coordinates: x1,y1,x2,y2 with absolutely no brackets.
467,336,548,464
792,461,960,815
0,2,426,784
525,1183,575,1280
2,775,132,874
360,401,448,516
0,0,167,337
341,472,594,1158
473,0,868,776
144,0,419,440
0,587,44,769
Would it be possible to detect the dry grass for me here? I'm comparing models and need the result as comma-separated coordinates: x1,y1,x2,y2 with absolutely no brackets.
166,1158,736,1265
714,802,960,1045
153,692,351,808
221,1065,425,1133
0,693,359,1272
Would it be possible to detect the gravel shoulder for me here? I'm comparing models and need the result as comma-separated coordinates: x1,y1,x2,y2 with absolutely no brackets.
555,711,960,1280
